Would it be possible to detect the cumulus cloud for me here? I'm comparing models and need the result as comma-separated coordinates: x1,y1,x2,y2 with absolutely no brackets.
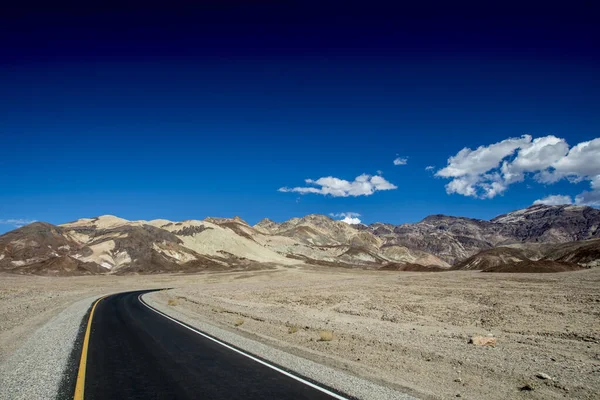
329,212,362,224
330,212,361,218
575,190,600,206
0,218,37,228
393,157,408,166
502,135,569,184
435,135,600,205
533,195,573,206
437,135,531,179
279,174,397,197
537,138,600,183
425,166,435,171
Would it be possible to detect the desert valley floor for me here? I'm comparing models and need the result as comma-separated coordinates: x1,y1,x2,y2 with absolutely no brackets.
1,266,598,400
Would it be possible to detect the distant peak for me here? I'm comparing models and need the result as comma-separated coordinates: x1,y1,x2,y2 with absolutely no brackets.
204,216,250,226
232,216,249,225
256,218,278,225
302,214,334,221
95,214,129,221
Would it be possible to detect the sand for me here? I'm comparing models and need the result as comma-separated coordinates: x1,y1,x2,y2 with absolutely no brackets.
1,267,599,399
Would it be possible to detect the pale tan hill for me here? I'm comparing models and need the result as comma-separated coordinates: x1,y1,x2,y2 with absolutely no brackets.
63,215,129,230
205,216,250,226
62,221,225,273
157,219,297,266
253,218,280,234
61,215,298,268
265,214,382,248
251,214,447,268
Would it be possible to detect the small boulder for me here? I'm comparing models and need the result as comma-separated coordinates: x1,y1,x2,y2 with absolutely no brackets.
469,335,497,347
536,372,552,380
520,383,535,391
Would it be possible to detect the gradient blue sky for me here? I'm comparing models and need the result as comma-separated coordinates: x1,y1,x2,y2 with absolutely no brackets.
1,3,599,233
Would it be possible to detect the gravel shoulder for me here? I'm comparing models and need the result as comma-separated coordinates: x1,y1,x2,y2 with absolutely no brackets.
0,295,96,400
144,290,415,400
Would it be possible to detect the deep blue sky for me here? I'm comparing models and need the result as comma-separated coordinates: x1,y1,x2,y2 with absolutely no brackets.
1,3,599,232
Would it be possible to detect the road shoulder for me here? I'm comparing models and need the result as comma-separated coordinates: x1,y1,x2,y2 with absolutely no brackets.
144,291,417,400
0,295,98,400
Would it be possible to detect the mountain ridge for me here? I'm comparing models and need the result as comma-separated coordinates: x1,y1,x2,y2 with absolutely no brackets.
1,204,598,275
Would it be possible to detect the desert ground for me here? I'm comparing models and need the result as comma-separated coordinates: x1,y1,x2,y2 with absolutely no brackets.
1,266,599,399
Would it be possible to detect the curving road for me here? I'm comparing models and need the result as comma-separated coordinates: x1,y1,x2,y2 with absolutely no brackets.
73,290,350,400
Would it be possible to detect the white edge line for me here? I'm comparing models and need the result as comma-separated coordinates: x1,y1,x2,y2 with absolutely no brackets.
138,293,351,400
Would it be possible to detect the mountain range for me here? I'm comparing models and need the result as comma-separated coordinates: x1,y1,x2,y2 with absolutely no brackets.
1,204,598,275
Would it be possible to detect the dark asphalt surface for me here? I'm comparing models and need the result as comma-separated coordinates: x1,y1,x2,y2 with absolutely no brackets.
82,290,343,400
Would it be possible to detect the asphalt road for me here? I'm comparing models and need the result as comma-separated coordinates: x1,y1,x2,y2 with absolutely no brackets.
78,290,348,400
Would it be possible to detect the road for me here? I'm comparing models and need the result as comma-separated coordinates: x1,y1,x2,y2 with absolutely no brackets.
74,290,349,400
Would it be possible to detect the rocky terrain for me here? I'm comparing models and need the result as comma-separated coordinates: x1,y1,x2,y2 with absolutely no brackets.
0,204,599,275
2,267,599,400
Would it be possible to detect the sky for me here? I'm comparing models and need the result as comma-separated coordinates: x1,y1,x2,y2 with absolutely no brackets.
1,3,599,233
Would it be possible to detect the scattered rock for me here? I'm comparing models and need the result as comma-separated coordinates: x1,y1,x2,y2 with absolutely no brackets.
536,372,552,380
454,378,462,383
469,335,497,347
520,383,535,391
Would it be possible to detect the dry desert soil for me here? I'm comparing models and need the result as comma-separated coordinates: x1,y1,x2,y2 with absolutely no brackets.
1,266,599,399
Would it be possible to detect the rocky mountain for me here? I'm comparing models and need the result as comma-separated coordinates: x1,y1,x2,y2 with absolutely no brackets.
0,213,449,275
0,204,598,275
362,204,600,264
0,223,108,275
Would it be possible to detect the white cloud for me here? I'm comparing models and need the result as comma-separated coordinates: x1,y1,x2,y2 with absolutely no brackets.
340,216,362,224
329,212,362,224
0,218,37,228
280,174,397,197
575,190,600,206
437,135,531,178
538,138,600,183
330,212,361,218
393,157,408,166
425,166,434,171
436,135,600,204
533,195,574,206
502,135,569,184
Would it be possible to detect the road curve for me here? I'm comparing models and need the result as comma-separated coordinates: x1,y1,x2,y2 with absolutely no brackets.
74,290,350,400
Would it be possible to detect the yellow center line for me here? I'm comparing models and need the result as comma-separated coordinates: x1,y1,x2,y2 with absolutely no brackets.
74,295,108,400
